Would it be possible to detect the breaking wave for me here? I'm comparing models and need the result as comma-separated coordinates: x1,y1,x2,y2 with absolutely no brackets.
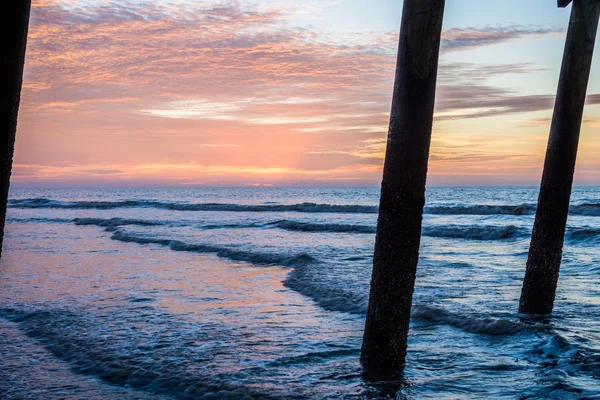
426,203,600,217
111,228,370,314
566,227,600,243
15,215,600,245
12,215,530,241
10,197,600,216
268,220,376,234
73,218,163,232
424,204,537,216
411,305,548,335
107,229,366,315
58,216,367,314
273,221,527,240
570,203,600,216
110,230,317,268
6,217,72,224
284,265,368,315
422,225,527,240
8,198,377,214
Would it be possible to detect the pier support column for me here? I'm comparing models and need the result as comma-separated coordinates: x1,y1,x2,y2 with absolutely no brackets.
520,0,600,314
361,0,445,378
0,1,31,259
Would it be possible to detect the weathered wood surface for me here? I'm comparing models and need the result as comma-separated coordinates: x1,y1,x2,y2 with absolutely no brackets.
361,0,445,379
0,1,31,259
520,0,600,315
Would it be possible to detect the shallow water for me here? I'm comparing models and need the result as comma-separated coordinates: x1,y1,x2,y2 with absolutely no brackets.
2,187,600,399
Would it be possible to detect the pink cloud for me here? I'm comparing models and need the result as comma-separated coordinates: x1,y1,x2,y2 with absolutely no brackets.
14,0,584,186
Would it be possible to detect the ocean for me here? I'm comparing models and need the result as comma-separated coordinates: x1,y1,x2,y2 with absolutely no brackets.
1,187,600,399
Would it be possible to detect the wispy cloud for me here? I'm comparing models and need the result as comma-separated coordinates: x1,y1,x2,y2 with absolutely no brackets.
15,0,593,185
433,62,600,120
441,26,562,51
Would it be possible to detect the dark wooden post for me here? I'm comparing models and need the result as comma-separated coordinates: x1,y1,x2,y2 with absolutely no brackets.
361,0,445,379
519,0,600,314
0,1,31,259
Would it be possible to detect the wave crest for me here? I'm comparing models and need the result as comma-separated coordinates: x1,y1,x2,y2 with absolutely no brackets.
422,225,526,240
411,305,543,335
424,204,536,216
268,220,376,234
566,227,600,243
73,217,162,232
8,198,377,214
110,230,316,268
10,197,600,216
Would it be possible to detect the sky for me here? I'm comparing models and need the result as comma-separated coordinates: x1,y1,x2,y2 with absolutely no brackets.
11,0,600,187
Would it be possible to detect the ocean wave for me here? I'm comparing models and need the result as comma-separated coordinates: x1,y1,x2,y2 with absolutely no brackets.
10,197,600,216
6,217,73,224
201,218,526,240
284,265,368,315
9,198,142,210
200,222,264,230
411,305,547,335
110,230,316,268
422,225,527,240
72,216,529,241
84,223,365,314
565,227,600,243
110,229,368,315
424,204,537,215
426,203,600,217
7,215,527,241
268,220,376,234
8,198,377,214
570,203,600,216
273,220,526,240
73,217,163,232
580,352,600,377
17,215,600,245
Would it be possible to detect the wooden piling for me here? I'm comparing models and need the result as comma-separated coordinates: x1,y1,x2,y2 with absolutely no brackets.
361,0,445,379
0,1,31,259
519,0,600,315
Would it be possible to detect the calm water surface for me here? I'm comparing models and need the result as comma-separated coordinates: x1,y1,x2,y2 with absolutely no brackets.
2,187,600,399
